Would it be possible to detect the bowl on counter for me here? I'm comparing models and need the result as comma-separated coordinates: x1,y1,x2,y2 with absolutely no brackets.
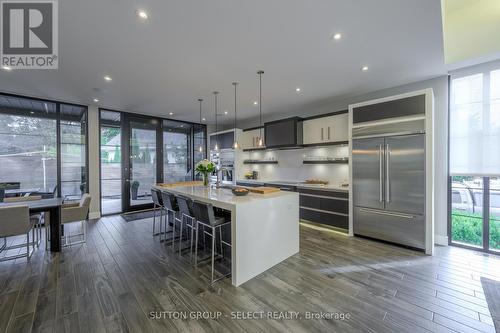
232,187,250,196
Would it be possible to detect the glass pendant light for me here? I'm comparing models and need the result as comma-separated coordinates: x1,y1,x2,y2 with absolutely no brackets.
232,82,239,149
213,91,219,151
257,70,265,147
198,98,204,152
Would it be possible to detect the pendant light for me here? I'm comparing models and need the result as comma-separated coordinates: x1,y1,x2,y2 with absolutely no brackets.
198,98,204,152
257,70,265,147
232,82,239,149
213,91,219,151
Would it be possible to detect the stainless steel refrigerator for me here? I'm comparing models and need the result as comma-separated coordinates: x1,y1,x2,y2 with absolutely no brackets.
352,134,426,250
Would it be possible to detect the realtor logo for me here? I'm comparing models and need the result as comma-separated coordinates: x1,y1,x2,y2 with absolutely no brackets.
1,0,58,69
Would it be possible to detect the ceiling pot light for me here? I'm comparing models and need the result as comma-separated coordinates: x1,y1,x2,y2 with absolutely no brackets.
224,110,228,115
2,65,12,71
93,98,99,102
136,10,148,19
257,70,265,147
169,112,174,116
213,91,219,151
253,101,258,106
202,118,206,121
362,66,369,71
104,75,112,81
333,33,342,40
295,87,301,92
232,82,239,149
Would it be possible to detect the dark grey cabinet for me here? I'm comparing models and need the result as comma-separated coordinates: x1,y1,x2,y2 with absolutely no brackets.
264,117,303,149
298,188,349,230
210,131,234,150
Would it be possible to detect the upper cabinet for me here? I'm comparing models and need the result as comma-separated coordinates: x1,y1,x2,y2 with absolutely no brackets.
241,128,264,150
303,113,348,145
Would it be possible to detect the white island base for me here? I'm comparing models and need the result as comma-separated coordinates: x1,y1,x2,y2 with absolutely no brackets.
154,185,299,286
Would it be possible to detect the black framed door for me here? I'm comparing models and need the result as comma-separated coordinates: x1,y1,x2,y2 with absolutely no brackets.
122,114,161,212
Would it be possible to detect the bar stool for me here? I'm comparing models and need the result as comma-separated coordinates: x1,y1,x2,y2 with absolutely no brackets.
192,200,232,284
151,189,163,236
160,191,182,248
175,195,197,259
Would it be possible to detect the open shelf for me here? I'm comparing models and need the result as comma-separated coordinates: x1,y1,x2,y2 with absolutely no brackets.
303,159,348,164
243,160,278,164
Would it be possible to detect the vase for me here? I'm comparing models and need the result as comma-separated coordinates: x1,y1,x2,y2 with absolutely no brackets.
202,173,209,186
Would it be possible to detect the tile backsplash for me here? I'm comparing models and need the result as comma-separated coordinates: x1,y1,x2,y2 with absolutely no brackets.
239,145,349,186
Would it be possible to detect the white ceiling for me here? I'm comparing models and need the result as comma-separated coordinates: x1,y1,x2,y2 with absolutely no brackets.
0,0,446,124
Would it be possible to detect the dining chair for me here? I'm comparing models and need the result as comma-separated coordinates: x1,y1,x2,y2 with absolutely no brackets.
175,195,196,259
160,191,181,247
3,195,43,246
45,194,91,248
0,205,38,261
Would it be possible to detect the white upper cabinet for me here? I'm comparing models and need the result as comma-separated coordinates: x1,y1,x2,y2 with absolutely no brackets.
240,128,264,150
302,113,348,145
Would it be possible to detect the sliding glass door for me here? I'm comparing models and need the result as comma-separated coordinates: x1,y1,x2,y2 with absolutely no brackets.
163,120,192,183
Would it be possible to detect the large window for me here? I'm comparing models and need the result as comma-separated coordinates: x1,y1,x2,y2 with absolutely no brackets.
0,94,87,199
163,120,192,183
450,62,500,252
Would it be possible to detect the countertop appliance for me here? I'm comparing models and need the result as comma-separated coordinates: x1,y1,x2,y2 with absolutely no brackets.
352,95,426,250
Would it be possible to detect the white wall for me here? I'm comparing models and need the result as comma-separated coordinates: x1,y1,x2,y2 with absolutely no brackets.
230,76,449,245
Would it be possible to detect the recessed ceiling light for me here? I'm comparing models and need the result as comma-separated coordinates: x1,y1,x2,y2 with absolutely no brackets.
104,75,112,81
169,112,174,116
333,33,342,40
136,10,149,19
2,65,12,71
362,66,369,71
295,87,301,92
253,101,258,106
224,110,228,115
93,98,99,102
202,118,206,121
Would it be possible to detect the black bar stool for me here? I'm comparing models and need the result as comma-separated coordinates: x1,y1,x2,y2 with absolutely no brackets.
175,195,197,259
192,200,231,284
151,189,163,236
160,191,182,248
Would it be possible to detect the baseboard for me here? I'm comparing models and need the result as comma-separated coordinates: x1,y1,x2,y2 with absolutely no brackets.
89,211,101,219
435,235,448,246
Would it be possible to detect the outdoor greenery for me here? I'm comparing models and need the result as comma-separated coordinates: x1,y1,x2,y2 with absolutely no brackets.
451,210,500,250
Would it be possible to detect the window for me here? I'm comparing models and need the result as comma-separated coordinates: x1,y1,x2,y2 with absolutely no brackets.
0,94,87,199
163,120,192,183
450,61,500,252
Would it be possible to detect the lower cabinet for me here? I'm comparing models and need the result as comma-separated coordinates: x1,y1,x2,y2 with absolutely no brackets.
298,188,349,230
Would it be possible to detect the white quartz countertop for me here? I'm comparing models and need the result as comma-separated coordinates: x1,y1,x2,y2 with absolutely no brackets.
154,184,297,209
235,179,349,193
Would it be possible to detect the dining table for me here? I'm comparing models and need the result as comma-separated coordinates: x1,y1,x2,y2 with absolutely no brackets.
0,198,64,252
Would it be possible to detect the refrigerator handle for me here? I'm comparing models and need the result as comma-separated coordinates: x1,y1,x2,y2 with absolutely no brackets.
386,144,390,203
379,145,383,202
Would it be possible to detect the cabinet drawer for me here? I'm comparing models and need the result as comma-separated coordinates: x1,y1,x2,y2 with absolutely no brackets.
300,208,348,229
298,188,348,199
320,197,348,214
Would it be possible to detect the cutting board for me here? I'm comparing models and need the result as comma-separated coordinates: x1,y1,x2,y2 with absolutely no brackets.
249,186,280,194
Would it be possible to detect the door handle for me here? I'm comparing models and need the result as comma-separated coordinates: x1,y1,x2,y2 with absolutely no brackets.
379,145,383,202
359,208,414,219
327,127,331,140
386,144,390,203
321,128,324,141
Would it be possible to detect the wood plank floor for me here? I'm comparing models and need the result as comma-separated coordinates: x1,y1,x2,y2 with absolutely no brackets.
1,215,500,332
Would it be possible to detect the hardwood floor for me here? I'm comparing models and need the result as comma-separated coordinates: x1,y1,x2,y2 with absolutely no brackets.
1,215,499,332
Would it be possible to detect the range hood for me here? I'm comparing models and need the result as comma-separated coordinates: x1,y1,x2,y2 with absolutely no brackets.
264,117,303,149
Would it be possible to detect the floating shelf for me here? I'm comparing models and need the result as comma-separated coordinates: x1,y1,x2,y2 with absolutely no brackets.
303,159,348,164
243,160,278,164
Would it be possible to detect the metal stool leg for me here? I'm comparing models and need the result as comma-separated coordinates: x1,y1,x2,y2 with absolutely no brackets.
210,226,215,283
194,221,199,267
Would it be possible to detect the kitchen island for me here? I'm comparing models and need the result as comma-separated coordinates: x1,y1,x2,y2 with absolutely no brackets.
154,184,300,286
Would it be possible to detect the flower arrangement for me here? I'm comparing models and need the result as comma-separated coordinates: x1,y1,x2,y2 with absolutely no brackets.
195,159,216,186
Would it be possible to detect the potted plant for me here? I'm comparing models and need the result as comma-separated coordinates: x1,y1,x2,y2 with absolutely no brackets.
131,180,140,200
195,159,215,186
